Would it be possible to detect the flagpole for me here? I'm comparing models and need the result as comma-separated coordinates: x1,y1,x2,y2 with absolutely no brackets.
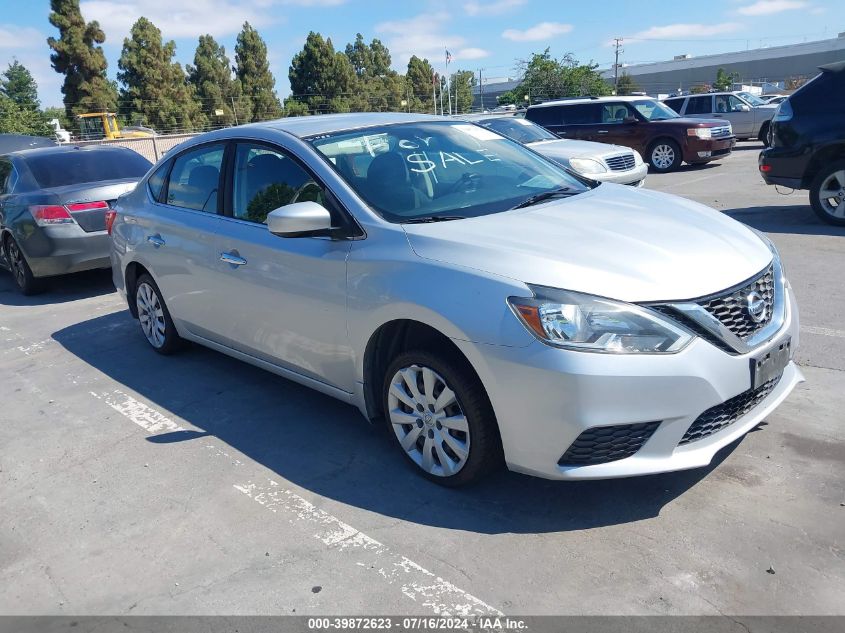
446,49,453,116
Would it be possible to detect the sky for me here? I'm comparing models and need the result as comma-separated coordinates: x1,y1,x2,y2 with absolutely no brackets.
0,0,840,108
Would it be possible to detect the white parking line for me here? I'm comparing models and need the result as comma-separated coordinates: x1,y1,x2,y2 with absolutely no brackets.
235,479,503,617
801,325,845,339
89,388,503,617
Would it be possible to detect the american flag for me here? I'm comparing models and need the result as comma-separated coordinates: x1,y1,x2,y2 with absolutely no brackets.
445,49,453,64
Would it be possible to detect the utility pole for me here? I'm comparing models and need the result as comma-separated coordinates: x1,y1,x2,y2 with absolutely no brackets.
613,37,623,95
478,68,484,112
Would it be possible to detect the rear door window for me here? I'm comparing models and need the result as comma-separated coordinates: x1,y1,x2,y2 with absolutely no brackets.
25,149,152,189
165,144,225,212
560,103,600,125
664,98,685,114
686,96,713,115
526,106,562,127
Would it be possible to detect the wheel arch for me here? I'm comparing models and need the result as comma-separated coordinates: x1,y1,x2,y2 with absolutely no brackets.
124,261,152,318
803,144,845,188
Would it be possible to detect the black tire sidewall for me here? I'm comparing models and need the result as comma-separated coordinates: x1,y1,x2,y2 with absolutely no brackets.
135,273,182,354
5,235,42,296
381,350,502,487
809,159,845,226
648,139,682,172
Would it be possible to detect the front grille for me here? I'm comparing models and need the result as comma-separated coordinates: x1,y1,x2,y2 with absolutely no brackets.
679,374,782,445
698,265,774,340
603,153,636,172
710,126,732,138
559,421,660,466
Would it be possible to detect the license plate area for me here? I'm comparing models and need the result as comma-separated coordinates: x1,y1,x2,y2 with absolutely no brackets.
750,338,790,390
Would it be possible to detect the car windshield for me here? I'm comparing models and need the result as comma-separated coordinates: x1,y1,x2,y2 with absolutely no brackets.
309,121,589,223
738,92,766,106
630,99,679,121
476,117,558,144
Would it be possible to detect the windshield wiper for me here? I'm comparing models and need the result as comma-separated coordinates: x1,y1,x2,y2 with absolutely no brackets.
402,215,466,224
511,187,573,210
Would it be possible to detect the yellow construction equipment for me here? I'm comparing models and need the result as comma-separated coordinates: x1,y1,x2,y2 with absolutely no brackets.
77,113,155,141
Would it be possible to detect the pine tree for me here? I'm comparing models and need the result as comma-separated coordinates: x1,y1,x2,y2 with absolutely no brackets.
615,72,640,96
289,32,355,114
345,34,372,78
117,17,202,133
1,61,41,110
235,22,282,122
48,0,118,121
188,35,240,127
369,38,392,77
406,56,435,113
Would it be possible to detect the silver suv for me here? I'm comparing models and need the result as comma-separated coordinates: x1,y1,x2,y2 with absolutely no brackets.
663,91,777,142
110,113,802,486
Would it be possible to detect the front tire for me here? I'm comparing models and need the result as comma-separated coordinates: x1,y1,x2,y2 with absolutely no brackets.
648,139,682,172
809,160,845,226
135,273,183,354
5,235,43,296
382,350,502,487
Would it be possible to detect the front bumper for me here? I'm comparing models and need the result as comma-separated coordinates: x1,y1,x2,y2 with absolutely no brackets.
16,224,110,278
454,285,802,480
593,162,649,186
683,136,736,163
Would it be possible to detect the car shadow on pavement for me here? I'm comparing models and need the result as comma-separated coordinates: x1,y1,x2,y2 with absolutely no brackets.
53,311,742,535
0,268,115,306
726,204,845,236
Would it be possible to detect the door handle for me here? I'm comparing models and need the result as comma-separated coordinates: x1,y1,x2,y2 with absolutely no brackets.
220,252,247,266
597,130,609,134
713,114,724,118
147,234,165,247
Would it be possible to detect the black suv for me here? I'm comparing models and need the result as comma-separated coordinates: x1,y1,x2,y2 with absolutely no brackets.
759,61,845,225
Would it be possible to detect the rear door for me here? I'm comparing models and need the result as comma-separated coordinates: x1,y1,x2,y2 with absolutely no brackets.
210,140,354,391
559,103,602,141
681,95,714,121
134,142,228,338
526,105,565,137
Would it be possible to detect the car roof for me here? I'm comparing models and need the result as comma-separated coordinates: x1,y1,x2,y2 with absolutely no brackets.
7,144,141,159
255,112,444,139
529,95,657,108
819,60,845,73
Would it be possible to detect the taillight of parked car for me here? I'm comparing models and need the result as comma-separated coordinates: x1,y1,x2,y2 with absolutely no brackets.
30,200,110,228
773,100,793,122
30,205,75,226
105,210,117,235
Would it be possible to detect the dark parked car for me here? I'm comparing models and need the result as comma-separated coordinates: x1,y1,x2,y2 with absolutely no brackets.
0,134,56,154
525,96,735,172
0,145,152,294
759,61,845,226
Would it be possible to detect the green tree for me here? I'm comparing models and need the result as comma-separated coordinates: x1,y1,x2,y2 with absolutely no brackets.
345,33,373,77
0,95,52,137
283,98,310,116
289,31,355,113
714,68,738,91
48,0,118,122
187,35,241,127
235,22,283,121
369,38,392,76
450,70,475,113
117,17,203,132
512,49,610,102
1,61,40,110
615,72,640,96
406,55,435,113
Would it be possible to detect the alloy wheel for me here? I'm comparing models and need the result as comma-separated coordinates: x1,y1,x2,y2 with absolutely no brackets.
136,282,166,348
7,240,26,289
651,144,675,170
387,364,470,477
817,169,845,220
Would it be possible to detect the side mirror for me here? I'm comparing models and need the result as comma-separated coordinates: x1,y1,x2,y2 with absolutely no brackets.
267,201,333,237
736,104,751,112
623,116,638,124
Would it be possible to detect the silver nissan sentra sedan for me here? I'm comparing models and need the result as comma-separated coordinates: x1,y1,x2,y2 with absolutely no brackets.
110,112,803,486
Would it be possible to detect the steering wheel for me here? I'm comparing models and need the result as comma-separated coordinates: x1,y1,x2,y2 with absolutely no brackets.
448,172,482,194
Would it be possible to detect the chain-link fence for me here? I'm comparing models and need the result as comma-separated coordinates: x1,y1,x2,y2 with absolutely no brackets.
74,133,197,162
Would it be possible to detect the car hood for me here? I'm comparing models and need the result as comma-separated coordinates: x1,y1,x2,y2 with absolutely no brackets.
402,185,772,303
529,138,632,161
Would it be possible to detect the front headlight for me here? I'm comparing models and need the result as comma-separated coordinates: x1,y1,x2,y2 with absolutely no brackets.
508,286,693,354
687,128,712,139
569,157,607,175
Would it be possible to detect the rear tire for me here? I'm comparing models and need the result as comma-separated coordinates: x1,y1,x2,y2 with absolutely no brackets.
648,139,682,172
382,350,502,487
809,159,845,226
135,273,183,354
4,235,43,296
